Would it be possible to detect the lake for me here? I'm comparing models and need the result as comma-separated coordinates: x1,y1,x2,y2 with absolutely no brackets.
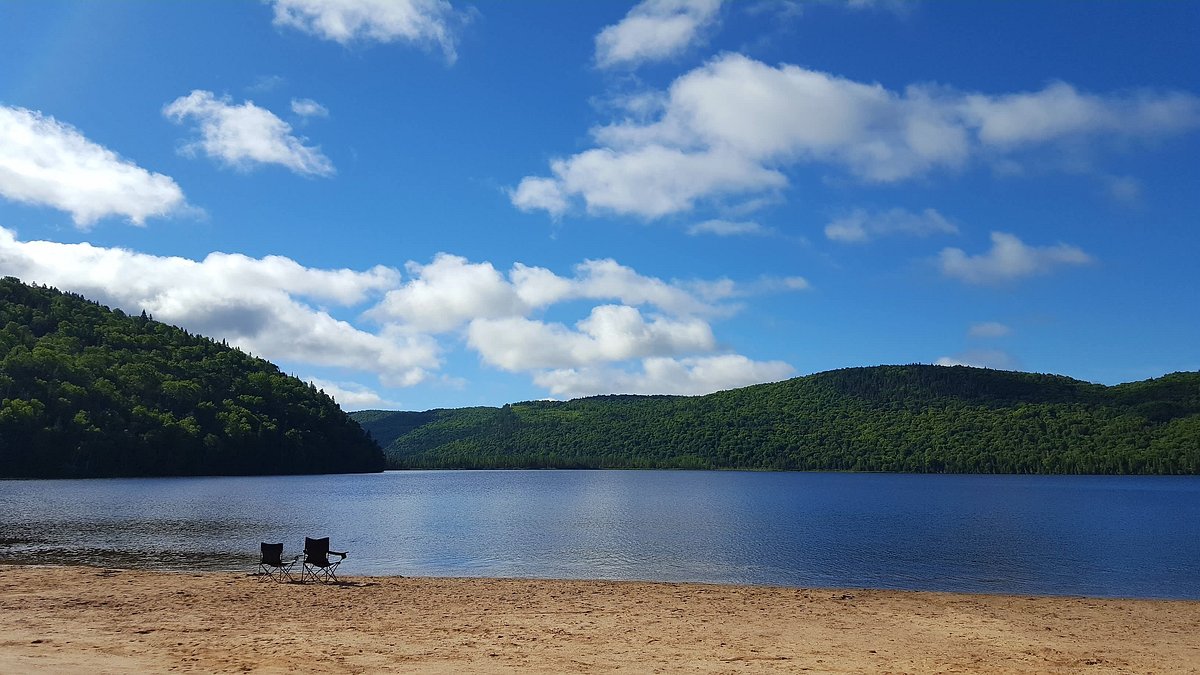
2,470,1198,599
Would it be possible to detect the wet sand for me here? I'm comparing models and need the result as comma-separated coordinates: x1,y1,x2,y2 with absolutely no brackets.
1,564,1198,673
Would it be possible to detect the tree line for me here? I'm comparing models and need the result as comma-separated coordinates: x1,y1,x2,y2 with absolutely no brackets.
355,364,1200,474
0,277,383,478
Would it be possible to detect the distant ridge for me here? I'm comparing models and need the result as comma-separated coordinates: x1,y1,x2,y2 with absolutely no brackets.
354,365,1200,474
0,277,384,478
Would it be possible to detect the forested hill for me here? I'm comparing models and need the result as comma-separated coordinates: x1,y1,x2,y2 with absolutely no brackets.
354,366,1200,474
0,277,383,478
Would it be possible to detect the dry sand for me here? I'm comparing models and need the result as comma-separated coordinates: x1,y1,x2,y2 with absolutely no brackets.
1,565,1198,674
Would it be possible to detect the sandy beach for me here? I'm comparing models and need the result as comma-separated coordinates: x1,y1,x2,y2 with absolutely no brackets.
1,565,1198,673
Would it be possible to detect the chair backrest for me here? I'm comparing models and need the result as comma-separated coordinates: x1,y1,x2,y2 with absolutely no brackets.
260,542,285,565
305,536,331,566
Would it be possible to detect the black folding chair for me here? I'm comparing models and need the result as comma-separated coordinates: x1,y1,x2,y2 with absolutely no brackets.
257,542,298,582
301,536,347,583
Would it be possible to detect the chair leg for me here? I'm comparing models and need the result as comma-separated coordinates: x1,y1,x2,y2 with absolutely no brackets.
301,564,339,583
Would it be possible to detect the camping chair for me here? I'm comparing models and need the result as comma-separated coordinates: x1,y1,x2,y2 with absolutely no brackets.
257,542,298,582
301,536,347,583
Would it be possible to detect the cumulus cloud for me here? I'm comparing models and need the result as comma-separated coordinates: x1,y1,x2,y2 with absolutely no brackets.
687,219,771,236
825,207,957,243
508,176,569,216
0,105,186,228
467,306,716,371
271,0,465,63
368,255,743,332
291,98,329,118
361,252,802,395
533,354,795,399
939,231,1093,285
514,54,1200,219
512,145,784,219
0,228,799,399
566,258,719,315
307,378,403,411
961,83,1200,147
164,90,334,176
595,0,723,69
367,254,527,333
0,227,434,386
968,321,1011,338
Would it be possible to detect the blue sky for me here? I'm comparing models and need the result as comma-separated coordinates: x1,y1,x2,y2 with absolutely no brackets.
1,0,1197,411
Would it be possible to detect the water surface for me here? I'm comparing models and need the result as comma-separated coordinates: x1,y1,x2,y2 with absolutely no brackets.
2,471,1197,598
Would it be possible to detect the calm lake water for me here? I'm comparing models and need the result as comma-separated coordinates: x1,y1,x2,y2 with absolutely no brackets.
2,471,1198,599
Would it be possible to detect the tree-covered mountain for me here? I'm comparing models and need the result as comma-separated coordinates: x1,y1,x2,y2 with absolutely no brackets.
354,366,1200,474
0,277,383,478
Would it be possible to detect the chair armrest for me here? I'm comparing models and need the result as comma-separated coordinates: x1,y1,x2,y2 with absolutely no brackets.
331,550,348,559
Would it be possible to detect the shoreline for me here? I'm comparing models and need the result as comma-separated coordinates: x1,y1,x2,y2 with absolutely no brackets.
6,561,1199,603
3,565,1199,673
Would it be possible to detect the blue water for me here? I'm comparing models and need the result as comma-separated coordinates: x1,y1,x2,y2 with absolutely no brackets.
2,471,1198,599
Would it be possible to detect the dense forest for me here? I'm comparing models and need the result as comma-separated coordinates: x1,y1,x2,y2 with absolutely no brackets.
355,366,1200,474
0,277,383,478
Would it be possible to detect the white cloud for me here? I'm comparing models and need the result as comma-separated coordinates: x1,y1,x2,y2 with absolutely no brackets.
935,349,1017,370
533,354,795,399
164,90,334,176
510,176,570,217
514,54,1200,219
307,378,402,411
967,321,1011,339
519,145,785,219
0,228,800,399
291,98,329,118
467,305,716,371
939,231,1093,285
569,258,718,315
962,83,1200,147
368,255,738,333
607,90,670,120
687,275,809,304
825,207,957,243
508,263,574,308
0,227,435,386
0,105,186,228
595,0,723,69
687,219,771,236
271,0,465,63
367,253,527,333
363,253,799,394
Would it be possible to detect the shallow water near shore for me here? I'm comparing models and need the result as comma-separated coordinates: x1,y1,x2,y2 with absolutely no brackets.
2,470,1198,598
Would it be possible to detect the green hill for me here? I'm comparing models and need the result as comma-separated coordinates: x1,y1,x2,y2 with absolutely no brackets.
0,277,384,478
354,365,1200,474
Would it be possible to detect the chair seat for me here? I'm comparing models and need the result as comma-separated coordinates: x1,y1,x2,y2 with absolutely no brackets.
301,536,346,583
257,543,298,582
